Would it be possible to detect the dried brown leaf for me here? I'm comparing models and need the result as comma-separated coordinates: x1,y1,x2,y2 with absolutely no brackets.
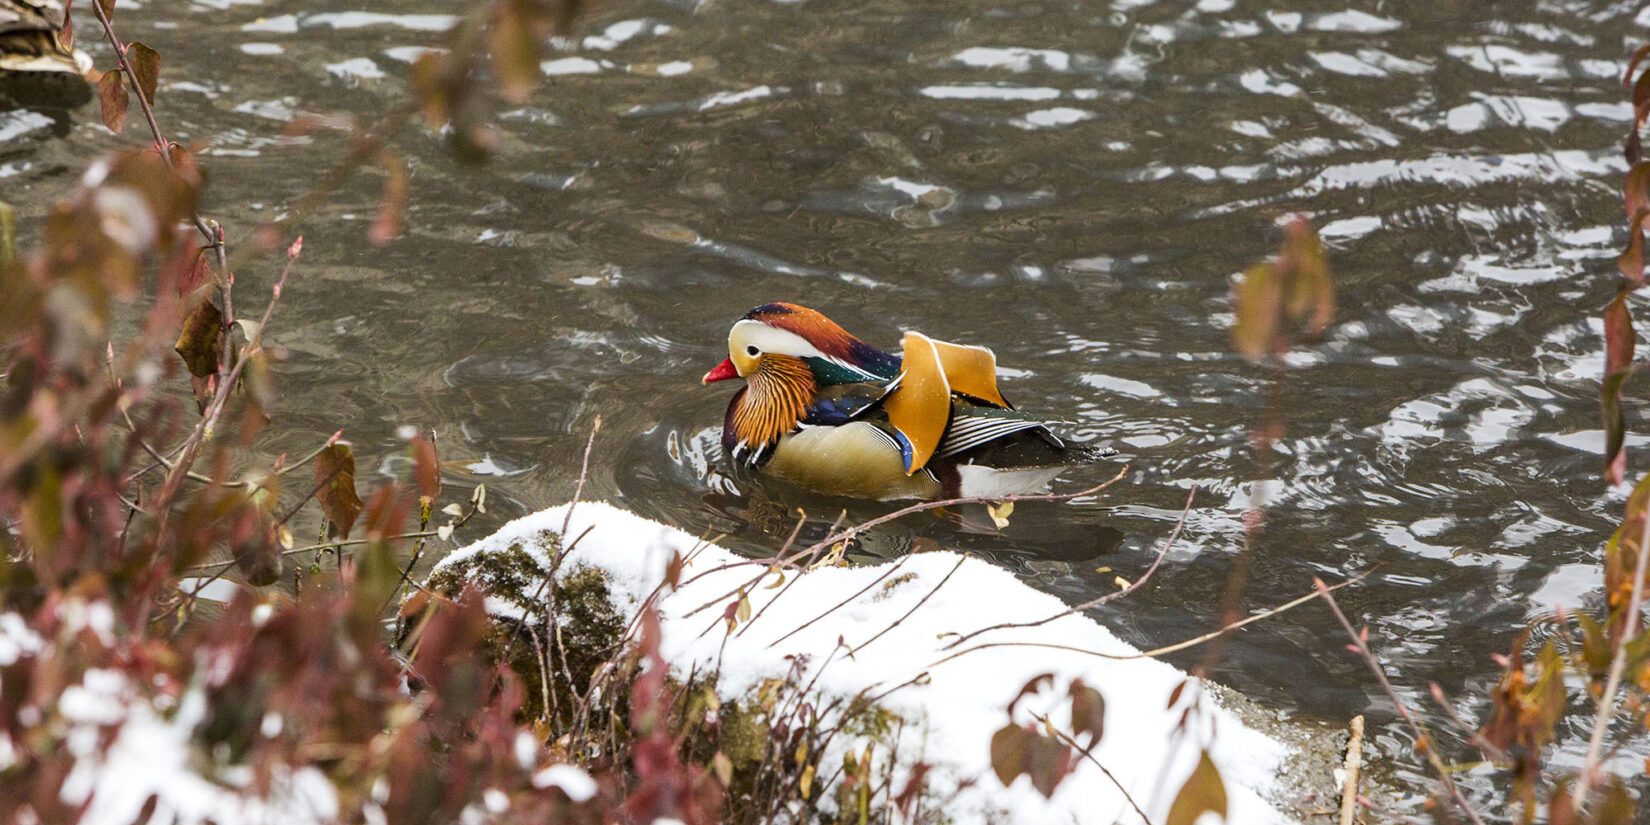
1068,679,1105,746
316,442,365,539
174,297,223,377
126,41,160,105
1603,292,1636,484
98,71,128,134
1025,734,1072,797
1626,163,1650,224
989,724,1031,787
1622,211,1649,284
411,436,441,499
1627,43,1650,92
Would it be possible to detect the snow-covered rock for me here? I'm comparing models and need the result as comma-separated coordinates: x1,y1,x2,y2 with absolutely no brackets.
431,501,1325,824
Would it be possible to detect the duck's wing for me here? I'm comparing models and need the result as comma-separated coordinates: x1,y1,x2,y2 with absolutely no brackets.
802,379,897,425
935,403,1062,460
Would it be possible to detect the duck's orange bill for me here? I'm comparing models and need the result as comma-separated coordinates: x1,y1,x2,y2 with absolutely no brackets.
702,358,739,384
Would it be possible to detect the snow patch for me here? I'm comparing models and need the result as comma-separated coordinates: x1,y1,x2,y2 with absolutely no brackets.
431,501,1294,825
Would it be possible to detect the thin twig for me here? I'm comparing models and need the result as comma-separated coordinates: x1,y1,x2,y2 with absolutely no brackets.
925,573,1369,670
88,0,216,245
855,555,966,653
153,242,298,532
945,485,1194,650
1032,711,1154,825
1339,715,1364,825
767,558,911,650
1574,498,1650,810
797,465,1129,560
685,466,1129,624
1315,579,1487,825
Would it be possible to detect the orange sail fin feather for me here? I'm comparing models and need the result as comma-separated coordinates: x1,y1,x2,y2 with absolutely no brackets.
927,337,1009,409
882,332,952,474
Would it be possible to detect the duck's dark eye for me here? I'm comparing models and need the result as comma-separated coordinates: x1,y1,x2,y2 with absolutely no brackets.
746,345,760,357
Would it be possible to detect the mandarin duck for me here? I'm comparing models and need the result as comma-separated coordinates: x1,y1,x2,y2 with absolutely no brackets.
702,303,1097,501
1,0,91,95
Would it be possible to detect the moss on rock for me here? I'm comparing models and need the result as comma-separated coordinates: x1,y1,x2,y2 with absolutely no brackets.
422,532,626,725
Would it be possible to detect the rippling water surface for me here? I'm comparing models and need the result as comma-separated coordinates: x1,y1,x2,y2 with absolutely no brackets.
7,0,1650,805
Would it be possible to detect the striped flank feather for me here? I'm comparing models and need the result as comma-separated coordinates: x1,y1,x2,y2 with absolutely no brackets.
934,414,1059,459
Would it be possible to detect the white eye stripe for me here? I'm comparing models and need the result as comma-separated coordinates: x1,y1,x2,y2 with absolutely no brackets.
727,320,880,380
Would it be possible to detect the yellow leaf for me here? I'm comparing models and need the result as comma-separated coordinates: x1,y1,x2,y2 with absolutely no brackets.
1166,751,1227,825
987,500,1014,529
712,751,733,787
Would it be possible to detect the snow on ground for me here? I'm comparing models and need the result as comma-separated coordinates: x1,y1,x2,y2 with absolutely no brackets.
434,501,1296,824
0,606,339,825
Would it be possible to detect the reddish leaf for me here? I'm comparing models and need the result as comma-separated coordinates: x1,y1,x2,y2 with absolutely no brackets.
1622,211,1649,284
1603,292,1636,484
1167,678,1187,710
1630,129,1643,167
167,142,203,191
177,247,212,295
1006,672,1054,716
189,372,217,413
1606,291,1636,377
98,71,128,134
1025,734,1073,797
893,762,931,819
1635,68,1650,135
664,551,685,590
368,151,409,246
1626,163,1650,224
1626,43,1650,92
1166,751,1228,825
96,0,115,21
174,297,223,377
58,15,74,51
126,41,160,105
1068,679,1105,746
231,502,280,586
411,436,441,499
316,443,365,539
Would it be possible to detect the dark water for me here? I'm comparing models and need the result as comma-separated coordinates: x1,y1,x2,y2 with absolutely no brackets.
6,0,1648,807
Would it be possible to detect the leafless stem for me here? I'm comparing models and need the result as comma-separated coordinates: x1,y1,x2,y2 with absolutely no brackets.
926,572,1368,670
797,465,1128,561
1314,579,1486,825
855,555,966,653
1339,715,1364,825
945,485,1194,650
1574,499,1650,811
